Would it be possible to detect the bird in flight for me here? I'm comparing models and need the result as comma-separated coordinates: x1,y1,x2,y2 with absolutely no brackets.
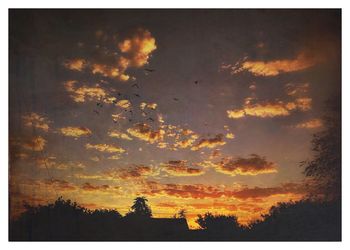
134,94,140,98
194,80,199,84
173,98,179,101
93,110,100,115
145,68,155,72
132,83,140,89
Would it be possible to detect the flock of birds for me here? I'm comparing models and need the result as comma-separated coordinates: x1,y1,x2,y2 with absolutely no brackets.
92,68,200,126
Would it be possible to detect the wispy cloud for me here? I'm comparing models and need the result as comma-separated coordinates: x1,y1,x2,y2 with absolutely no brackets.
85,143,126,153
22,112,51,132
223,52,321,77
293,118,323,129
20,136,47,151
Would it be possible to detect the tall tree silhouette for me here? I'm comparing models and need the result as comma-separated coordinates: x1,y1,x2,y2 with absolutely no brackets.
301,95,341,200
127,196,152,218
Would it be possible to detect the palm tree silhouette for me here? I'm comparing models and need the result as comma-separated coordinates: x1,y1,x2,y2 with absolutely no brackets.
128,196,152,218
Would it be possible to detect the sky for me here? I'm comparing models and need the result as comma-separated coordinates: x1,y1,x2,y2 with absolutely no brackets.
9,9,341,228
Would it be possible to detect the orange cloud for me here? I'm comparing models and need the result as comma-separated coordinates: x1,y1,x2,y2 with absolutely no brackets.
63,80,111,103
295,97,312,111
85,143,125,154
116,99,131,109
225,133,235,139
173,136,198,149
118,28,157,67
227,98,312,119
104,165,153,180
191,134,226,151
127,123,165,144
162,160,204,176
63,28,156,81
143,181,231,199
111,112,126,122
91,63,130,81
232,183,305,200
140,102,158,110
63,58,86,71
107,155,121,160
42,178,77,191
36,156,86,170
108,130,133,140
294,118,323,129
143,181,305,201
215,154,278,176
60,126,92,137
21,136,47,151
187,201,237,211
285,83,309,96
22,112,51,132
230,52,319,76
81,182,119,192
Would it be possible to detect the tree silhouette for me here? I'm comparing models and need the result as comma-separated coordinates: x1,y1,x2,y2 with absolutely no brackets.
301,95,341,200
247,200,341,240
126,196,152,218
196,212,240,232
173,209,187,219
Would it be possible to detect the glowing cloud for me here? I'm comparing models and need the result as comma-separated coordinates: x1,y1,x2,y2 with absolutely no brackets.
215,154,278,176
81,183,118,192
140,102,158,110
229,52,319,76
143,181,305,201
294,118,323,129
227,98,312,119
116,99,131,109
63,58,86,71
85,143,125,153
108,130,133,140
225,133,235,139
21,136,47,151
105,165,153,180
64,81,110,103
118,28,157,67
162,160,204,176
22,112,51,132
191,134,226,151
232,183,305,200
285,83,309,96
60,127,92,137
127,123,165,144
63,28,156,81
36,156,86,170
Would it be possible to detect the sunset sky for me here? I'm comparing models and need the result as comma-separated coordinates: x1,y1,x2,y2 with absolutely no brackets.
9,9,341,228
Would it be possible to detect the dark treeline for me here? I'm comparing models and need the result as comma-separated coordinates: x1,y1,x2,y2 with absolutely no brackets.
9,197,340,241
